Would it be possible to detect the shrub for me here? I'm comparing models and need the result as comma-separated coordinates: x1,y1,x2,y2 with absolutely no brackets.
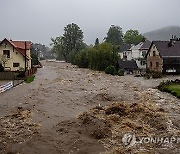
152,71,162,78
40,57,45,60
144,73,151,79
17,71,25,78
105,66,117,75
25,75,35,83
157,80,180,99
67,50,77,64
0,63,4,72
118,69,125,76
89,43,119,71
76,49,89,68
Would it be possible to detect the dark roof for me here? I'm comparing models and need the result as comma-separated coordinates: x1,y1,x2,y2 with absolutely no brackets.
153,41,180,57
119,60,138,70
140,40,151,50
119,44,131,52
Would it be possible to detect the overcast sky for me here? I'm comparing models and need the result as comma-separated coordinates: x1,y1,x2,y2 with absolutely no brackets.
0,0,180,46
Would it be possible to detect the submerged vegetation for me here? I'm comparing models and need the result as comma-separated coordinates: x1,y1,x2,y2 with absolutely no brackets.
78,101,168,153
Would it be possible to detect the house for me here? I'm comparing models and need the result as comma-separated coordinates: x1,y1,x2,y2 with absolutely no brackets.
146,38,180,73
118,44,132,60
119,60,138,74
129,40,151,69
0,38,31,71
120,40,151,70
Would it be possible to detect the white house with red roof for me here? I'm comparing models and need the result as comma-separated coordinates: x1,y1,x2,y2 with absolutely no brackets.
0,38,31,71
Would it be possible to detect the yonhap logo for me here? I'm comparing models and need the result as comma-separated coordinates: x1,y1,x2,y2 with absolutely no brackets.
122,133,136,147
122,133,180,148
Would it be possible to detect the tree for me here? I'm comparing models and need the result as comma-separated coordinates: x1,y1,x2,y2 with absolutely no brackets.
51,23,84,62
30,45,39,65
88,43,119,71
51,36,66,60
105,25,123,46
124,29,144,45
95,38,99,46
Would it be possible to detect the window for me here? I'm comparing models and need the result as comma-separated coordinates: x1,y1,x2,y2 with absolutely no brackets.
156,62,159,68
150,62,152,68
140,60,146,65
13,63,20,67
153,51,156,56
142,51,146,57
3,50,10,58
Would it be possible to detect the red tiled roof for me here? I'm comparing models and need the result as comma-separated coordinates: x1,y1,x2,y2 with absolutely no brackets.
11,41,31,50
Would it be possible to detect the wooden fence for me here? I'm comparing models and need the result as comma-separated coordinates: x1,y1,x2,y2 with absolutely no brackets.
0,67,37,80
0,72,16,80
25,67,37,78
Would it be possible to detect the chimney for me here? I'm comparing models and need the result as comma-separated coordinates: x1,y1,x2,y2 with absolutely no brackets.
168,38,174,47
177,38,180,41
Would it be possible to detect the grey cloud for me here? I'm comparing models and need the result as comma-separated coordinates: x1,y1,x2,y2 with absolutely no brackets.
0,0,180,45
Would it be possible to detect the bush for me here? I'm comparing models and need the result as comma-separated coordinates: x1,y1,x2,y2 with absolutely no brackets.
144,73,151,79
105,66,117,75
76,49,89,68
152,71,163,78
40,57,45,60
67,50,77,64
0,63,4,72
144,71,163,79
88,43,119,71
25,75,35,83
17,71,25,78
117,69,125,76
157,80,180,98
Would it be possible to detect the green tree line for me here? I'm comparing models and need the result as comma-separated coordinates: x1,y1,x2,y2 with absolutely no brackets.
50,23,145,74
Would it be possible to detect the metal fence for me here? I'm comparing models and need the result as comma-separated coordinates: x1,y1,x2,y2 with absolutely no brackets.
0,81,13,93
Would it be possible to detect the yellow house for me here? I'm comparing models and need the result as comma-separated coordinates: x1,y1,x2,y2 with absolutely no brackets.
0,38,32,71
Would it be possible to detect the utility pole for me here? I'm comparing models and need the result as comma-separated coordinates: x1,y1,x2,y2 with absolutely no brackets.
25,41,27,73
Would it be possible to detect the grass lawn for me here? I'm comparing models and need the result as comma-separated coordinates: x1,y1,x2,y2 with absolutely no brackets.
163,84,180,98
25,75,35,83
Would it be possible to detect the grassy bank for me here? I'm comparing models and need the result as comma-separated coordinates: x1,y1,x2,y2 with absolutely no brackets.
158,80,180,98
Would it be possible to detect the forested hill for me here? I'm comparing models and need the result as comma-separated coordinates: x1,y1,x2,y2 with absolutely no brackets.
143,26,180,41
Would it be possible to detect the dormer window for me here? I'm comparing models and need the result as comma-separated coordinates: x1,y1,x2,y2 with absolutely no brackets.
153,51,156,56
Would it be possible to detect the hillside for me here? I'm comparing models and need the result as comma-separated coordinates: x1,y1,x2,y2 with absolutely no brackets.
143,26,180,41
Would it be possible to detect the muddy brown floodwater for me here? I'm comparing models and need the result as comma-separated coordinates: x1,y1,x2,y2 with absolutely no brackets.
0,61,180,154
